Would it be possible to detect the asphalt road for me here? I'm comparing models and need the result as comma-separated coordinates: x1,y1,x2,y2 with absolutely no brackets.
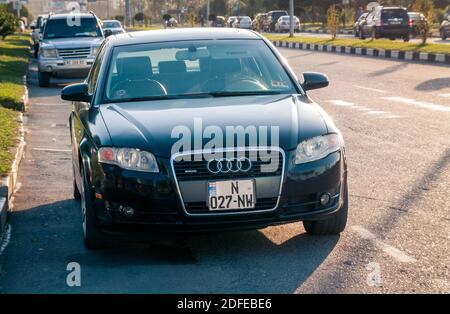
0,51,449,293
285,30,450,45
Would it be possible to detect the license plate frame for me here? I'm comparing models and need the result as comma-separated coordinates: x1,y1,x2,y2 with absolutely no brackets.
207,179,256,211
63,59,87,66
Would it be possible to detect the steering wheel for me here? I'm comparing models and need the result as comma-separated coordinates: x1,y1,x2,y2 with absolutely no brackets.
201,75,267,93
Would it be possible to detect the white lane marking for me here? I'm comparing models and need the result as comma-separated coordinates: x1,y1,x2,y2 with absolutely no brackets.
383,96,450,113
356,108,372,111
32,148,71,153
0,224,12,256
327,100,354,106
438,93,450,98
384,115,403,119
353,85,387,94
352,225,416,263
366,110,387,115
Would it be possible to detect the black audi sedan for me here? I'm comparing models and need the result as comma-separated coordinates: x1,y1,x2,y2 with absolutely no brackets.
61,28,348,249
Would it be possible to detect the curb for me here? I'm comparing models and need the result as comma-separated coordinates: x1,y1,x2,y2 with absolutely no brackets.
0,108,27,242
301,29,440,37
272,40,450,66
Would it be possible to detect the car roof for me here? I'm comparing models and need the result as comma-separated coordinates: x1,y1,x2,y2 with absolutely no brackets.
47,13,96,20
108,28,261,46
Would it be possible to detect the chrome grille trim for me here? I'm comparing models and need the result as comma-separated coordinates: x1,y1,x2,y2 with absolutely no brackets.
57,47,91,59
170,147,286,217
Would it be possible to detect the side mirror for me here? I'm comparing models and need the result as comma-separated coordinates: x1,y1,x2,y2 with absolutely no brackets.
61,83,91,102
30,25,35,30
104,29,113,38
301,72,329,91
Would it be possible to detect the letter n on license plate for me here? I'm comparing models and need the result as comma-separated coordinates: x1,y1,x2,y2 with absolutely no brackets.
208,180,255,211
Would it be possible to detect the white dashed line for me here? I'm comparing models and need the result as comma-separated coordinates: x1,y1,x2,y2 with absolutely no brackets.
0,224,11,256
32,148,71,153
327,100,354,106
383,96,450,113
366,110,387,115
352,225,416,263
438,93,450,98
353,85,387,94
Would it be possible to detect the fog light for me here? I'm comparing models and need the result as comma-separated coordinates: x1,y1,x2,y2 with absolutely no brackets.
46,65,53,72
121,206,135,217
319,193,331,206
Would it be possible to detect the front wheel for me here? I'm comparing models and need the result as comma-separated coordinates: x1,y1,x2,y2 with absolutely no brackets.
38,71,50,87
441,30,447,40
80,167,110,250
403,35,410,42
303,181,348,235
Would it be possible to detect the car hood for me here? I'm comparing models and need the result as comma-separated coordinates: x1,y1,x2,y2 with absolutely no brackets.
99,95,328,158
41,37,103,48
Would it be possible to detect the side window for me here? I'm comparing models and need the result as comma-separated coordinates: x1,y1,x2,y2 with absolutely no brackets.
87,43,106,94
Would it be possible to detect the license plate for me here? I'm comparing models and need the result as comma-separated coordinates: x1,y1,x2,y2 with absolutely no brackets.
63,59,86,66
208,180,255,211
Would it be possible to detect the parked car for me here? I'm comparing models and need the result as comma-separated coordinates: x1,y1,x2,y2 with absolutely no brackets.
353,12,368,37
440,16,450,40
31,14,48,58
359,6,410,41
227,16,237,27
408,12,428,37
274,15,300,33
38,12,105,87
212,16,226,27
266,10,288,32
102,19,125,35
252,13,267,31
233,16,252,29
61,28,348,249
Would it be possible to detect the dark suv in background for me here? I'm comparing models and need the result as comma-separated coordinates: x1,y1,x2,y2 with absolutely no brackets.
440,16,450,40
359,6,410,41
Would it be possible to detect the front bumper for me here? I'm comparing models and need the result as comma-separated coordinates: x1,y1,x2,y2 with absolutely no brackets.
38,58,94,76
89,148,347,234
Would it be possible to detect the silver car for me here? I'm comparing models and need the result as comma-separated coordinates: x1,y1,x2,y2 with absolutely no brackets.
38,12,104,87
233,16,252,29
102,19,125,35
275,16,301,33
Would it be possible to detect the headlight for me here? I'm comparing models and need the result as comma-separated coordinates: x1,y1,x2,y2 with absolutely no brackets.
98,147,159,173
41,48,57,58
295,134,340,164
91,46,99,56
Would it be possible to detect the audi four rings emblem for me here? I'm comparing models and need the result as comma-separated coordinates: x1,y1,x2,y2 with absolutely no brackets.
207,157,252,174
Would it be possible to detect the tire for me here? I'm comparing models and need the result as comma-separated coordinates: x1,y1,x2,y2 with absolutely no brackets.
441,31,447,41
38,71,50,87
80,166,109,250
359,30,365,40
73,177,81,200
34,44,39,58
403,35,410,42
303,181,348,235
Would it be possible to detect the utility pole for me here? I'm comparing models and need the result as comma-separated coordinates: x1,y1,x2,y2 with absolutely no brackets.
289,0,294,38
206,0,210,26
125,0,131,27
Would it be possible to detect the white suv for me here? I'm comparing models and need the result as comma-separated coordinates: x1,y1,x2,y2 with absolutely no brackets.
38,12,104,87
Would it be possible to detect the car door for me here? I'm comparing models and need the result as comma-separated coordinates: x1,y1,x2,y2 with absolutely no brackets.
71,42,106,185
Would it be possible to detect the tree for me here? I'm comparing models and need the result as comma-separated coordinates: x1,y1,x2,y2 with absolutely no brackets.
0,5,17,40
327,5,340,40
413,0,434,44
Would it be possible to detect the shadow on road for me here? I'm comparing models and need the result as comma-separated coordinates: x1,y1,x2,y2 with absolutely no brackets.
3,197,340,292
368,62,408,77
415,77,450,91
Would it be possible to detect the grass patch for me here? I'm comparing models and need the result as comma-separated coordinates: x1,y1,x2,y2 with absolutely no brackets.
265,34,450,55
0,34,30,110
0,34,29,176
0,106,19,176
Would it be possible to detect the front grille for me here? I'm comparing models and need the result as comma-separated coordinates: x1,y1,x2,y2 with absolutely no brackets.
185,197,278,214
173,151,283,181
57,47,91,59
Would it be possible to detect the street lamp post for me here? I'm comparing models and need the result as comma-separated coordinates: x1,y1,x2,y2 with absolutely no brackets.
206,0,210,25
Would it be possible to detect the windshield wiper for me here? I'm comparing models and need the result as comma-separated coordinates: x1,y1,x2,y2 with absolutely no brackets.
207,91,283,97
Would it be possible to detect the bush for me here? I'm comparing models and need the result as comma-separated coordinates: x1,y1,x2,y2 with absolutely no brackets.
327,5,340,40
0,6,17,40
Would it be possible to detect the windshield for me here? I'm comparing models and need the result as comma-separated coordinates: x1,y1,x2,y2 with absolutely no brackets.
381,9,408,20
103,39,297,103
103,21,121,28
44,17,102,39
